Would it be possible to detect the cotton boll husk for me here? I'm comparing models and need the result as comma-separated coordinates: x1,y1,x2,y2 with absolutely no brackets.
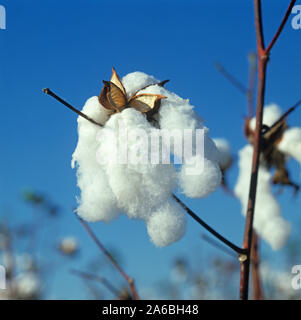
234,145,291,250
277,127,301,164
213,138,233,169
72,97,121,222
249,103,282,131
178,157,221,198
146,200,187,247
98,108,177,219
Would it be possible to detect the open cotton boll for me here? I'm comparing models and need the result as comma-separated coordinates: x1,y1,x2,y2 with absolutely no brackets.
179,157,221,198
98,108,177,220
249,103,282,131
213,138,233,169
234,145,290,250
146,200,187,247
277,127,301,164
72,97,120,222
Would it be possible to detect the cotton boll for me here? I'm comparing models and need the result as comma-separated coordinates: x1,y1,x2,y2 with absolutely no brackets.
234,145,290,250
179,157,221,198
249,103,282,131
213,138,233,170
15,272,41,299
146,200,187,247
277,127,301,164
72,97,121,222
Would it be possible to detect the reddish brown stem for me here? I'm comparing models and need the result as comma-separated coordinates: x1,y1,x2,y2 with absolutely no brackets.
78,218,140,300
251,232,264,300
265,1,297,54
240,0,294,300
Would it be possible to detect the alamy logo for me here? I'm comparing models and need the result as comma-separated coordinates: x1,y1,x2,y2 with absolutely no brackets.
0,5,6,30
0,265,5,289
292,5,301,30
291,265,301,290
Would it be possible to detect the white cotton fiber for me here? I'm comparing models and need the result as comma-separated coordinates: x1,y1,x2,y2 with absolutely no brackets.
249,103,282,131
277,127,301,164
234,145,290,250
98,108,177,220
146,200,187,247
72,97,121,222
178,157,221,198
213,138,233,170
134,78,221,198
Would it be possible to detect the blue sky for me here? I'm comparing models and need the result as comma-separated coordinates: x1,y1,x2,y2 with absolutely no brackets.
0,0,301,299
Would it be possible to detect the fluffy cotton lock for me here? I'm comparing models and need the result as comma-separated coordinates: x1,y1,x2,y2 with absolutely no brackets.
234,145,291,250
123,73,221,198
72,71,221,247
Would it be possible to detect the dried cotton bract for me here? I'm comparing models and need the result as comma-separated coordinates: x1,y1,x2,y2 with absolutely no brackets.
72,69,221,247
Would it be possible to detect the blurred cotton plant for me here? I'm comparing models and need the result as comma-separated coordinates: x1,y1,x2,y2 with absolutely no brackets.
235,103,301,250
58,236,79,257
71,68,221,247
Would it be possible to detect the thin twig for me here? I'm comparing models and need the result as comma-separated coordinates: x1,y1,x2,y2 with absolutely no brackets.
215,62,249,95
77,217,140,300
70,269,121,297
173,195,246,255
265,1,297,54
264,97,301,136
200,234,238,258
42,88,102,126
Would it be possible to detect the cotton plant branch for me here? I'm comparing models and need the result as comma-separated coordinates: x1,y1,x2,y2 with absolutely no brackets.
43,88,246,256
42,88,102,126
77,217,140,300
70,268,121,298
240,0,296,300
200,233,238,258
250,232,264,299
173,195,246,255
215,62,249,95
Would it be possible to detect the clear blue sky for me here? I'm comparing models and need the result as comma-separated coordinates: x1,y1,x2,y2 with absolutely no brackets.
0,0,300,299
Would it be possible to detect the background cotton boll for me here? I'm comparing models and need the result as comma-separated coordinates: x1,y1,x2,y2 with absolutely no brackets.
249,103,282,131
15,272,41,300
179,157,221,198
121,72,157,97
213,138,233,169
278,127,301,164
146,200,187,247
262,217,291,250
234,145,290,250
